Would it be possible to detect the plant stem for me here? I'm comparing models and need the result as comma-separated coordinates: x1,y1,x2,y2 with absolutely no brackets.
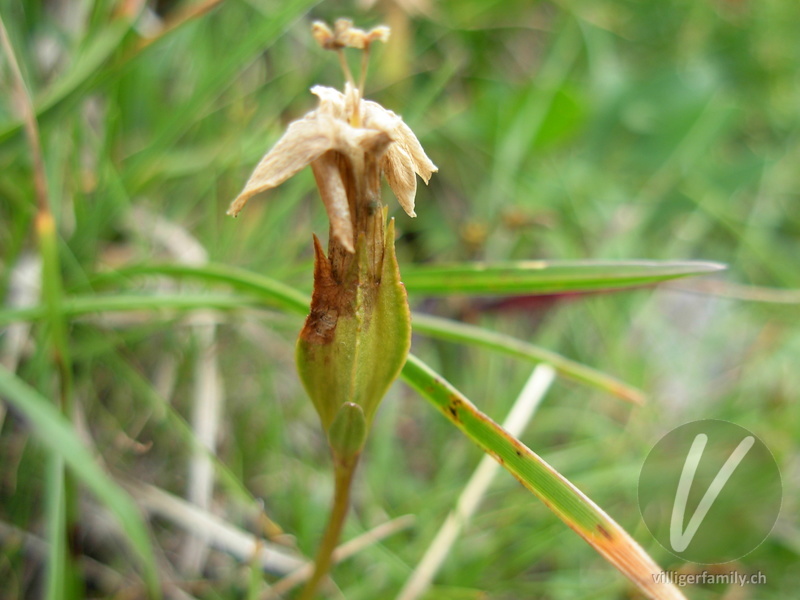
1,14,84,598
297,456,359,600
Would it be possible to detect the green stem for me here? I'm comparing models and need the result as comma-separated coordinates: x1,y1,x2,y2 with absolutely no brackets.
1,14,84,597
298,456,359,600
39,212,83,600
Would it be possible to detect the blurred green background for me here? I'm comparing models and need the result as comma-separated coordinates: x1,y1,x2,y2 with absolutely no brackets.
1,0,798,598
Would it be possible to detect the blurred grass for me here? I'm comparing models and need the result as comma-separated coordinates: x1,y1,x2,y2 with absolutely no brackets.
1,0,799,599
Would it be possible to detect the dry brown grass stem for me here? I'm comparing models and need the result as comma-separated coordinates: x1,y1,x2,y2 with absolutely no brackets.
0,14,49,213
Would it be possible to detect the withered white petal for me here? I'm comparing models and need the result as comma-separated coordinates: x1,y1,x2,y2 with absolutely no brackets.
365,26,390,45
363,99,438,183
398,118,438,184
309,87,392,159
361,98,401,133
382,145,417,217
310,85,347,118
352,129,392,156
311,151,354,252
227,116,333,217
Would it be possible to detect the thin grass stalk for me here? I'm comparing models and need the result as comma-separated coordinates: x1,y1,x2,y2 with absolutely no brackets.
37,107,82,600
0,15,83,598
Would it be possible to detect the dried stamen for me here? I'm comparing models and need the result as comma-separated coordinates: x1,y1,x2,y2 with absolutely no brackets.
312,19,389,99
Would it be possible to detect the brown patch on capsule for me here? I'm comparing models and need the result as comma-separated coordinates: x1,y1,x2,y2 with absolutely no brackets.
299,235,355,345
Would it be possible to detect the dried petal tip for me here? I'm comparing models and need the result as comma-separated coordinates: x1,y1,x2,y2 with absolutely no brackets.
337,20,391,49
360,100,438,218
312,19,391,51
226,116,335,218
365,26,390,45
312,21,337,50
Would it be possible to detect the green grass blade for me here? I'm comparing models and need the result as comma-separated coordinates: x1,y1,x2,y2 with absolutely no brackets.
36,19,133,116
0,286,644,403
2,259,721,409
401,260,726,295
400,354,685,600
0,16,135,144
90,262,309,313
411,313,645,404
91,263,645,402
0,365,161,599
20,262,645,403
0,292,262,326
37,185,80,600
99,349,260,509
45,454,68,600
39,227,81,597
122,0,320,188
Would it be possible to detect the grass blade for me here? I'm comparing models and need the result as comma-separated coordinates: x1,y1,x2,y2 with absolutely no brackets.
397,365,556,600
122,0,321,188
5,262,650,403
45,453,68,600
0,293,262,326
401,260,726,295
400,354,686,600
86,263,647,402
0,16,135,144
0,285,645,404
412,313,645,404
90,263,309,312
0,366,161,599
2,11,85,594
2,256,725,399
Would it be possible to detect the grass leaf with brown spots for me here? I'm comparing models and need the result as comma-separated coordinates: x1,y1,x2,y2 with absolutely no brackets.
401,354,687,600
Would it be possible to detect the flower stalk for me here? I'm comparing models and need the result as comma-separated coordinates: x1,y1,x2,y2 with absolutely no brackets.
296,447,358,600
228,19,436,598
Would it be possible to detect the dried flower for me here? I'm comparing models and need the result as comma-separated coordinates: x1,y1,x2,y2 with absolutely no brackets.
227,54,436,254
228,19,436,433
